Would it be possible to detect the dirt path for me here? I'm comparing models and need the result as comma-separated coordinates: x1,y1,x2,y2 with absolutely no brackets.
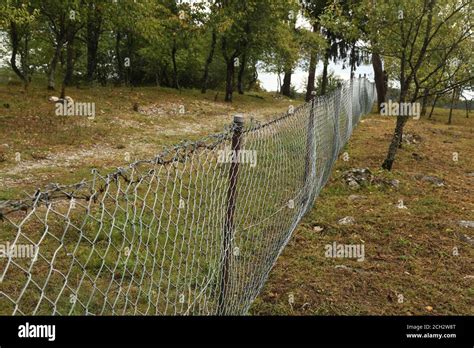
0,88,295,196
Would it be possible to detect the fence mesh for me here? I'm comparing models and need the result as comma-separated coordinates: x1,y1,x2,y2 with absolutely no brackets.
0,78,376,315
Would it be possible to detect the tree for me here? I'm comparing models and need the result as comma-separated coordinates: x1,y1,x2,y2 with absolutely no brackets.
39,0,84,91
218,0,294,102
106,0,146,86
136,0,205,90
300,0,329,101
357,0,473,170
259,2,301,97
0,0,38,89
62,6,84,92
84,0,105,83
200,1,222,94
315,70,342,95
280,5,303,97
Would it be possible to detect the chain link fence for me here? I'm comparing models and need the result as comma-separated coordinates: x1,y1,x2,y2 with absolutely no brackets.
0,78,376,315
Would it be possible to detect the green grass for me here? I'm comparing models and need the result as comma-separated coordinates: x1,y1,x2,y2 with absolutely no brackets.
1,80,472,316
0,95,317,315
251,108,473,316
0,81,303,198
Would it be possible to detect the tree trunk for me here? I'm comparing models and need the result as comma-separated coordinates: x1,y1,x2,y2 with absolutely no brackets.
382,90,408,171
248,68,258,91
320,50,329,96
9,22,26,83
429,94,439,119
237,52,247,95
47,38,63,90
86,15,101,83
305,24,319,102
161,64,170,87
349,42,356,79
115,31,123,84
382,115,408,170
464,96,470,118
281,67,292,97
60,28,77,99
225,58,235,102
20,29,30,90
398,125,404,149
64,36,75,87
372,52,386,112
171,40,179,90
126,32,134,87
305,52,317,101
201,30,217,94
448,88,456,125
420,88,429,116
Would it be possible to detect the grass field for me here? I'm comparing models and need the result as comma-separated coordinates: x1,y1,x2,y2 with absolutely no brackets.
251,108,474,315
0,83,307,315
1,83,472,315
0,83,298,199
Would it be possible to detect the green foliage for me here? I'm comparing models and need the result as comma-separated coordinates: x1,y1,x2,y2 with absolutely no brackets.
0,0,471,99
0,0,307,94
315,70,343,95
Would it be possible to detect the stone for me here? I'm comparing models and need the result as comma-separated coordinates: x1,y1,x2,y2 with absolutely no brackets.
402,133,422,145
459,220,474,228
338,216,355,225
390,179,400,188
313,226,324,232
459,234,474,245
342,168,373,187
420,175,445,187
335,265,352,271
348,194,365,201
347,178,360,189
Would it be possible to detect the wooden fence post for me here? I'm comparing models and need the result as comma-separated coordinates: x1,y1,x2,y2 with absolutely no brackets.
218,114,244,315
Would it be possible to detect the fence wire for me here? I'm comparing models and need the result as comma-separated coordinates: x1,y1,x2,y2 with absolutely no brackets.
0,78,376,315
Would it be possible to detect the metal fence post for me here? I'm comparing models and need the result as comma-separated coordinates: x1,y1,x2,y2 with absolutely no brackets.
333,83,342,156
303,92,316,211
218,114,244,315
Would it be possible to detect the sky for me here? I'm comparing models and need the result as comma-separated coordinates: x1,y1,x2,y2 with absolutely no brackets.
257,60,473,100
258,62,374,92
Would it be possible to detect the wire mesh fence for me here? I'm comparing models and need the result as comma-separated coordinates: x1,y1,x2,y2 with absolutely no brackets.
0,78,376,315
